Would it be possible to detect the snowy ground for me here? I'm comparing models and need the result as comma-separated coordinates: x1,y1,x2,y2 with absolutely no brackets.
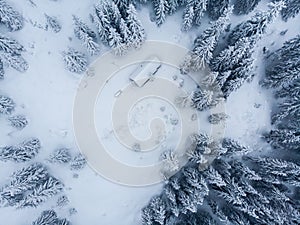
1,0,300,225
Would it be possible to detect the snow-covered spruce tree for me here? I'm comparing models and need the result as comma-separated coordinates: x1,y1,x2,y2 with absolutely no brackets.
228,1,285,46
32,210,72,225
0,0,23,31
18,176,64,208
108,27,126,55
207,0,229,20
45,14,61,33
262,35,300,88
8,114,28,129
73,15,100,56
208,113,229,124
190,88,214,111
0,34,28,74
152,0,169,26
264,129,300,151
62,48,87,74
0,95,14,114
181,0,207,31
180,7,232,73
49,148,72,164
126,4,146,49
277,0,300,21
70,153,86,170
210,37,255,98
0,138,41,162
233,0,262,15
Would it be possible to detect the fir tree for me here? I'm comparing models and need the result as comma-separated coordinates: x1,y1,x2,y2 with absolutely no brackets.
0,34,28,74
0,138,41,162
108,27,126,55
264,129,300,151
73,15,100,55
181,6,194,32
0,60,4,79
262,35,300,88
0,95,15,114
32,210,72,225
8,115,28,129
180,7,232,72
228,1,285,46
45,14,61,33
207,0,229,20
49,148,72,164
18,176,64,208
233,0,262,15
126,4,146,48
62,48,87,74
182,0,207,31
279,0,300,21
70,153,86,170
0,0,23,31
153,0,169,26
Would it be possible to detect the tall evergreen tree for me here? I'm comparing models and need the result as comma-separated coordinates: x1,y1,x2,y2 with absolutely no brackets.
0,0,23,31
73,15,100,56
228,1,285,45
180,7,232,72
153,0,169,26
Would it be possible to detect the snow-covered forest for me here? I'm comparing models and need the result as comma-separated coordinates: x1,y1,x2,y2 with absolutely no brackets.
0,0,299,224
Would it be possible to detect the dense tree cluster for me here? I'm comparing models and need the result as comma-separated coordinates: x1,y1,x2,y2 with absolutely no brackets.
207,0,229,20
0,0,23,31
92,1,145,55
0,163,64,208
261,35,300,153
142,135,300,225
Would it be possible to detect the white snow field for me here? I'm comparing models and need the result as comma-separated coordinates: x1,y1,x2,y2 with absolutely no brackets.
0,0,300,225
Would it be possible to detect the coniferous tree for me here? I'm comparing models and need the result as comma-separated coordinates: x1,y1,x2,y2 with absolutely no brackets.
45,14,61,33
180,7,232,72
233,0,262,15
0,138,41,162
8,115,28,129
207,0,229,20
49,148,72,164
126,4,146,48
0,0,23,31
73,15,100,56
228,1,285,46
0,34,28,74
0,95,14,114
70,153,86,170
153,0,169,26
31,210,72,225
210,37,256,98
0,60,4,79
278,0,300,21
264,129,300,151
262,35,300,88
62,48,87,74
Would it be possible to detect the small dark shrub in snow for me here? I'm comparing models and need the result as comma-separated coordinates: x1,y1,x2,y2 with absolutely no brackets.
32,210,71,225
49,148,72,164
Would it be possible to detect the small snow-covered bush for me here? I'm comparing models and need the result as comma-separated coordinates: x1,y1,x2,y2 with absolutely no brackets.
0,95,15,114
8,114,28,129
62,48,87,74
